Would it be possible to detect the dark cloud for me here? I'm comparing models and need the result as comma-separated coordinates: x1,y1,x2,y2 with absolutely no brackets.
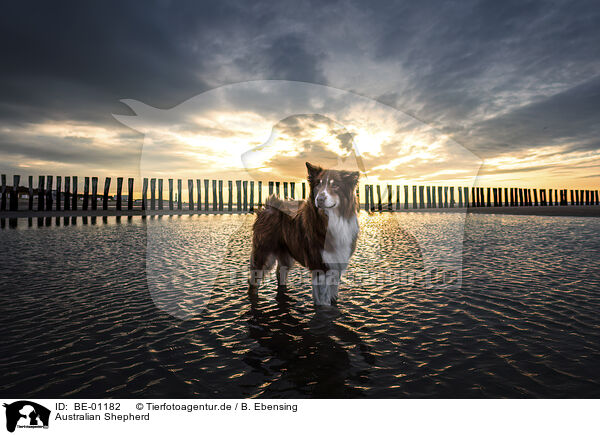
461,74,600,156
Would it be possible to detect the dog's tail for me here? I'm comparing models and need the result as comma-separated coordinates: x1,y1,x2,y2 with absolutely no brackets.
263,194,301,215
264,194,283,210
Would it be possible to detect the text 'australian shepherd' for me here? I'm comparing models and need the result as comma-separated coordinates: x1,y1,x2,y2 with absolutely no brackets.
249,162,360,306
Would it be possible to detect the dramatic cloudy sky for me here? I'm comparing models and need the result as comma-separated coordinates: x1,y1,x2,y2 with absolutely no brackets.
1,0,599,192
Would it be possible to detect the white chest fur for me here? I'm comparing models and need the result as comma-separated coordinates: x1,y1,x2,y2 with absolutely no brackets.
321,212,359,270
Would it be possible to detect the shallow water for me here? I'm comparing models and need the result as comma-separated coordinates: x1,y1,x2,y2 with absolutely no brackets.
0,212,599,398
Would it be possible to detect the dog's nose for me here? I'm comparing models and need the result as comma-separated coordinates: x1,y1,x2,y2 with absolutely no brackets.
316,194,326,206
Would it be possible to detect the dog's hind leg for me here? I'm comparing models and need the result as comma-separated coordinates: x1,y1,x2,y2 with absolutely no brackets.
248,251,275,295
275,252,294,290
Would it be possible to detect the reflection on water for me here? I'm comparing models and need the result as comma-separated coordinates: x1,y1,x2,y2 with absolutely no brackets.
0,213,599,398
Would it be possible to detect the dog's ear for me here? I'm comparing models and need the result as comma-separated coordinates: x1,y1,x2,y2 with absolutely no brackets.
342,170,360,187
305,162,322,182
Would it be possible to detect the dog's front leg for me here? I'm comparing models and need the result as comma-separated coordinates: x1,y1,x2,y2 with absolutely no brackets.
311,270,331,306
311,269,341,306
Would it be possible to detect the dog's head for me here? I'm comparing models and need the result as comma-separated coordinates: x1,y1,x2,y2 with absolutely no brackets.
306,162,359,217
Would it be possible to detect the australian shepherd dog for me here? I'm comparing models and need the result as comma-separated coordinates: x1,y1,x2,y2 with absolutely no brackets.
249,162,360,306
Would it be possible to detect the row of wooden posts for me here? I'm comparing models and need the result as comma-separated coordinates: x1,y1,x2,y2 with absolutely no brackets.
362,184,600,210
1,174,599,213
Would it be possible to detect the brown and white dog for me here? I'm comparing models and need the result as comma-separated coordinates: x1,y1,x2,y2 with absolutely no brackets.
249,162,360,306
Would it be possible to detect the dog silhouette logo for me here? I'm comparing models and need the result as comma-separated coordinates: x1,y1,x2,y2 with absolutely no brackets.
3,401,50,433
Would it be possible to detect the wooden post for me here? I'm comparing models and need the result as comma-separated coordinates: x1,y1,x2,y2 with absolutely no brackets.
586,190,590,205
150,178,156,210
258,181,262,207
492,188,498,207
158,179,164,210
404,185,409,209
426,186,431,208
450,186,455,208
595,190,599,205
290,182,295,199
484,187,490,207
218,180,223,211
575,190,579,205
243,180,248,211
387,185,393,210
275,181,280,197
142,178,148,211
116,177,123,210
0,174,6,211
29,176,35,210
369,185,375,211
444,186,448,208
396,185,400,210
412,186,417,209
418,186,424,209
533,189,538,206
196,179,201,211
102,177,111,210
188,179,194,210
540,189,546,206
127,178,133,210
70,176,77,210
249,181,254,212
431,185,437,208
283,182,288,199
236,180,242,212
503,188,508,206
558,189,563,206
228,180,233,211
209,179,216,211
438,186,443,208
177,179,182,210
43,175,52,211
518,188,523,206
570,189,574,205
464,187,469,208
376,185,382,211
37,175,46,211
140,178,148,210
269,181,274,196
64,178,74,213
364,184,370,211
204,179,209,211
168,179,174,210
83,177,90,210
302,182,306,200
9,175,20,211
458,186,463,208
91,177,98,210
